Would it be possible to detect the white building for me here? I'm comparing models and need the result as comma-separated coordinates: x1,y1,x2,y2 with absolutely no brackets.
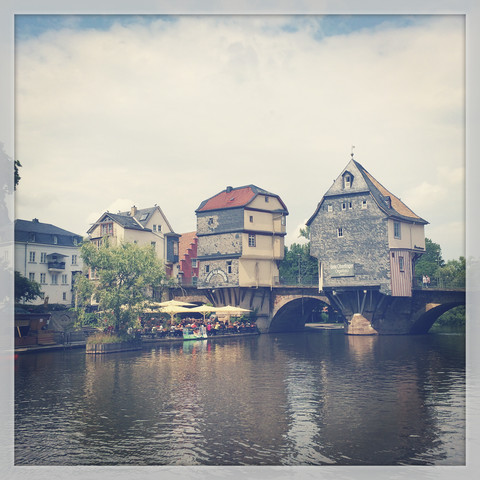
87,205,180,279
15,219,84,305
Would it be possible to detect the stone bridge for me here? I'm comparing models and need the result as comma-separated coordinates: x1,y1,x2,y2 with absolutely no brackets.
170,285,465,335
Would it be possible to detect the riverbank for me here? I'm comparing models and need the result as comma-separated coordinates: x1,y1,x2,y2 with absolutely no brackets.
14,330,261,355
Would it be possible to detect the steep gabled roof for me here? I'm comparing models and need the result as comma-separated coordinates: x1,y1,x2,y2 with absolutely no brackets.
196,184,288,213
178,231,198,260
87,205,177,235
307,158,428,225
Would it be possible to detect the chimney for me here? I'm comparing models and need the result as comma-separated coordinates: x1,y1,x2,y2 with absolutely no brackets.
226,186,233,193
32,218,39,223
130,206,137,216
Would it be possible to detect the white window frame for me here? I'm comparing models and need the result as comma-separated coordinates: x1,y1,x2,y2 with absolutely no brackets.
248,234,256,247
394,221,401,239
40,273,46,284
327,205,333,212
29,251,36,262
41,252,47,263
337,227,344,238
399,256,405,272
362,200,368,209
29,272,35,281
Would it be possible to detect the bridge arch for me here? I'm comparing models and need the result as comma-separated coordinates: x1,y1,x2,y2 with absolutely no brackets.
409,301,465,334
269,295,331,333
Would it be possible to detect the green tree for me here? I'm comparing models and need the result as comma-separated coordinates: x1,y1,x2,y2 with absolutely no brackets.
437,257,466,288
14,160,22,190
15,271,42,303
279,242,318,285
79,240,169,333
415,238,445,280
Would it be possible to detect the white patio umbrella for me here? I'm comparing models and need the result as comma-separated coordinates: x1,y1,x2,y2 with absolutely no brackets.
159,305,194,323
215,305,252,323
215,305,252,314
155,299,197,308
188,304,220,322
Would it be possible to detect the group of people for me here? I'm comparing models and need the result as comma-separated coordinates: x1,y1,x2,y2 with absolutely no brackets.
422,274,431,288
142,316,258,338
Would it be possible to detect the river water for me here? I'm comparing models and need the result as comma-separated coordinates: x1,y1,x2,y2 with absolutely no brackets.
14,328,465,466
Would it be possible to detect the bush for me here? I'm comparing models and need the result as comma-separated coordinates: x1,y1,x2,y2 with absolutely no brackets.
86,332,122,345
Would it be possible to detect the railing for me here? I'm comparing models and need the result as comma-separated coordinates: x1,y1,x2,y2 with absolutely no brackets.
48,261,66,270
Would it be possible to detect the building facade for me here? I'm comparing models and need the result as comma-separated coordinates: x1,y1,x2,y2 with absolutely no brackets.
178,232,199,287
306,158,428,297
87,205,180,278
195,185,288,289
14,219,84,305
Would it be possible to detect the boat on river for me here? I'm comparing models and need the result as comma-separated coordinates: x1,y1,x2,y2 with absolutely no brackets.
182,325,208,341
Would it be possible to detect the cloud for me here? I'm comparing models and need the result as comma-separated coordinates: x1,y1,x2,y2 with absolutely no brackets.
14,15,465,259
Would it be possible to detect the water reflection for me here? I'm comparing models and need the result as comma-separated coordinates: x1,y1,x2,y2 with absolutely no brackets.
15,330,465,466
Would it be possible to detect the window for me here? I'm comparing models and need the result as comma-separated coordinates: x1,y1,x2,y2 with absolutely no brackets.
140,213,149,221
362,200,367,209
192,259,198,268
72,255,77,265
342,202,347,211
63,292,67,301
61,274,68,284
208,217,214,225
394,222,401,239
281,215,286,226
337,227,344,238
157,225,162,232
348,202,353,209
41,252,47,263
73,237,78,246
53,235,58,244
173,242,178,255
153,225,157,231
192,276,198,286
101,223,113,235
399,256,405,272
265,196,269,202
40,273,46,284
227,261,232,273
248,234,256,247
29,233,36,242
205,265,210,273
29,251,36,262
29,273,35,281
327,205,333,212
344,175,352,188
51,274,58,285
151,241,156,249
249,215,254,223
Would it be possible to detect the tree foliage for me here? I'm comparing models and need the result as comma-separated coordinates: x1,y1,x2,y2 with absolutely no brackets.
279,242,318,285
78,240,170,332
14,160,22,190
15,271,42,303
415,238,445,279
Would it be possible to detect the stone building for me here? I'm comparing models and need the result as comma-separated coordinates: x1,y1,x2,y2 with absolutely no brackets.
306,158,428,297
195,185,288,289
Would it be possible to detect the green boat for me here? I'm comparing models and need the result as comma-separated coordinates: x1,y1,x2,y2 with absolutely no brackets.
182,326,208,341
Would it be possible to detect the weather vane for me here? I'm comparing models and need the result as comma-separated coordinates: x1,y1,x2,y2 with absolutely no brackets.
351,145,355,158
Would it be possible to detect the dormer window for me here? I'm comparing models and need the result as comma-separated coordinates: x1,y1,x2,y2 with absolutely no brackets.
343,172,353,189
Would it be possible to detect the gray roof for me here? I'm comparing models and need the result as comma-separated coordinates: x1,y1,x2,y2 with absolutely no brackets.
307,159,428,226
15,219,83,246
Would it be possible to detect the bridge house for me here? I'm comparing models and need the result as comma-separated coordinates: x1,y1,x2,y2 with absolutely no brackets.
195,185,288,289
307,158,428,297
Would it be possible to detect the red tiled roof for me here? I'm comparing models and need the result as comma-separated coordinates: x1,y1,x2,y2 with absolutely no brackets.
197,186,256,212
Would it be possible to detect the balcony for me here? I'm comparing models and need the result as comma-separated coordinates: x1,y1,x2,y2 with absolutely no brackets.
48,261,66,271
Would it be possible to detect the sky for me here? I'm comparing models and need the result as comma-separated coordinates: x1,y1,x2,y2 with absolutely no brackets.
13,14,465,260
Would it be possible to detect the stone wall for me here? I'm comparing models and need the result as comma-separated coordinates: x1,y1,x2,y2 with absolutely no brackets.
310,192,391,294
